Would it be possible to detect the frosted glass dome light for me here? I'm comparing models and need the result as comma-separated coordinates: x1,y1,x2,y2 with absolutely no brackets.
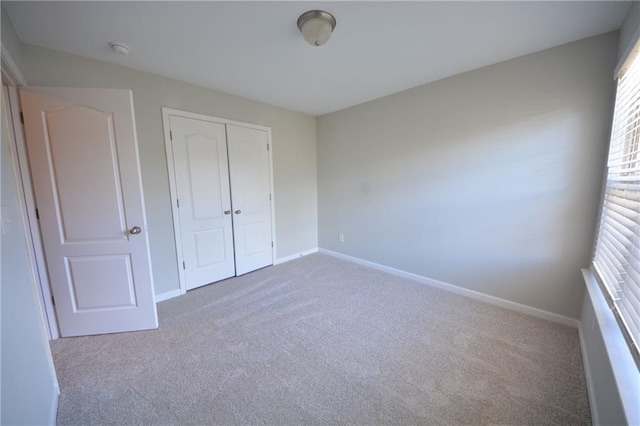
297,10,336,47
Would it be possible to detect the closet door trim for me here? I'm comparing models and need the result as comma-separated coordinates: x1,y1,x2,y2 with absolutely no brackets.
161,107,276,295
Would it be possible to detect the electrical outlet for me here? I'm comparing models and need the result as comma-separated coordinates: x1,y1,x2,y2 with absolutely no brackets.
338,234,344,243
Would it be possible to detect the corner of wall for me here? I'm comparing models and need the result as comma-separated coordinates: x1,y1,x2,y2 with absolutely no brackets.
1,6,26,80
617,2,640,72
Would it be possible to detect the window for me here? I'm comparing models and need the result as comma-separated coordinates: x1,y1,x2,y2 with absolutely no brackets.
593,50,640,359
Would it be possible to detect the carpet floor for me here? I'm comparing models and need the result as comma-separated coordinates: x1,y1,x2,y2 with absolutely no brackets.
52,253,591,425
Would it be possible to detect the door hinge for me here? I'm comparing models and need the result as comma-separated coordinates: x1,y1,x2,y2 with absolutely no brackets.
271,241,274,248
20,112,24,124
183,261,186,270
35,208,39,220
51,295,55,306
176,198,180,208
269,194,272,201
267,144,269,151
170,130,173,141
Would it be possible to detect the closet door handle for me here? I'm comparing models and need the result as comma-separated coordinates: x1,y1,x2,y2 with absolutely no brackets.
224,210,231,215
234,209,242,214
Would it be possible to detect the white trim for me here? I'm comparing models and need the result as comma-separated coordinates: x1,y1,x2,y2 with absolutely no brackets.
48,381,60,426
161,107,272,133
319,249,580,328
0,42,26,86
615,28,640,78
161,109,187,296
274,247,318,265
266,130,277,264
581,268,640,426
154,289,182,303
161,107,276,294
3,86,60,340
578,324,600,425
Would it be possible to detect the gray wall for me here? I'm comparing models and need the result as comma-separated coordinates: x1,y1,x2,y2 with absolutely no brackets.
1,10,58,424
21,45,318,295
1,7,24,73
0,100,58,424
317,32,618,319
1,96,58,423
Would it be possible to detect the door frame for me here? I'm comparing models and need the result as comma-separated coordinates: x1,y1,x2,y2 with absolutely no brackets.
161,108,277,295
2,48,60,339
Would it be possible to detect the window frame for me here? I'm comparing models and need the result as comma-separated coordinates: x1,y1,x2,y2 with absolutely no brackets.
591,45,640,368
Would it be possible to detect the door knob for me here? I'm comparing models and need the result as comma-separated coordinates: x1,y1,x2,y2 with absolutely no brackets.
224,210,231,215
234,209,242,214
129,226,142,235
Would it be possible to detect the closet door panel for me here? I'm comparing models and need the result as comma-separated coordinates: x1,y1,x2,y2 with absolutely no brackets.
170,116,235,289
227,125,273,275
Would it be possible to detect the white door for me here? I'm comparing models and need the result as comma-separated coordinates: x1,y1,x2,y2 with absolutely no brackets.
227,125,273,275
20,87,158,337
169,116,235,290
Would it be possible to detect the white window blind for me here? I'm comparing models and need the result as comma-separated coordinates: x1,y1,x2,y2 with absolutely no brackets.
593,51,640,355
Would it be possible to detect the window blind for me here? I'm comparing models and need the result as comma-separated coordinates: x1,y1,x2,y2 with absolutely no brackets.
593,51,640,355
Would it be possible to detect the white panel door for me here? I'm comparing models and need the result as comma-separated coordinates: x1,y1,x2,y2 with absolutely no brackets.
227,125,273,275
20,87,158,337
170,116,235,290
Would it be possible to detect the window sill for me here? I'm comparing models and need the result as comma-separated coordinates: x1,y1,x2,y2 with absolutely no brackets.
581,268,639,425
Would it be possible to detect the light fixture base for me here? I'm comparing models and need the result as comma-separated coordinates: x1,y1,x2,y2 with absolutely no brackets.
109,42,131,56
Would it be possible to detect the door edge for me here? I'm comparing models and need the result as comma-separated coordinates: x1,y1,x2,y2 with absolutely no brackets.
6,86,60,340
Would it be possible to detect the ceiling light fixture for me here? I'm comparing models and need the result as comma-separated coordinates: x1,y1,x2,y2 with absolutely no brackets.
297,10,336,47
109,42,131,56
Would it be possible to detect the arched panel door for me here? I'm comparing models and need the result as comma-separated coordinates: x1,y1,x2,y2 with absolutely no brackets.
20,87,157,337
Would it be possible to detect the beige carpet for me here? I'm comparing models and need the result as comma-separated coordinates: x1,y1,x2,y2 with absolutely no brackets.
52,253,590,425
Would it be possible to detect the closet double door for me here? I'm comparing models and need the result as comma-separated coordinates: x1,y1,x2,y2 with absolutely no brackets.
167,111,273,291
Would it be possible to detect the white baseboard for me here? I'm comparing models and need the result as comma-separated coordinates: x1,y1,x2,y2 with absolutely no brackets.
578,324,600,425
48,380,59,426
154,289,182,303
319,248,580,328
274,247,318,265
154,249,320,303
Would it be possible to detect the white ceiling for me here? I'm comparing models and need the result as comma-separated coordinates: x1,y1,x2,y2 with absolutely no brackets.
4,1,632,116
